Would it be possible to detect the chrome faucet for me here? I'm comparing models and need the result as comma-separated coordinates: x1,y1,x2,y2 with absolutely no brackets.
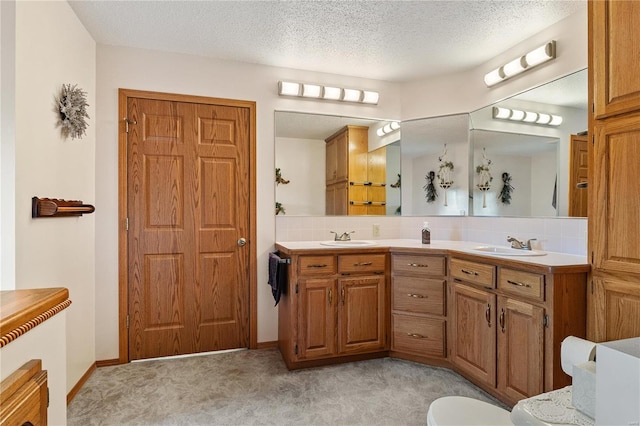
330,231,355,241
507,236,537,250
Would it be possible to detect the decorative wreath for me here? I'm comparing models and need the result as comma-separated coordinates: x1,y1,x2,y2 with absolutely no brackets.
56,84,90,140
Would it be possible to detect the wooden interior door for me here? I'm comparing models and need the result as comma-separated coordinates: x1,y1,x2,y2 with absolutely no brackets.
568,134,588,217
126,95,251,360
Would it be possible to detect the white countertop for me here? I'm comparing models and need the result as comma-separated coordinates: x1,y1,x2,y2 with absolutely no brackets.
275,239,589,269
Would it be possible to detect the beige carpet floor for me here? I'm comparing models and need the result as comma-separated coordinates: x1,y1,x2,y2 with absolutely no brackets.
67,348,507,425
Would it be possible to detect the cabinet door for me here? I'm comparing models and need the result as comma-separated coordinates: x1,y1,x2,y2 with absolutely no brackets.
450,283,496,387
590,276,640,342
338,275,386,354
326,138,338,185
298,278,337,359
591,1,640,119
592,115,640,275
497,296,544,402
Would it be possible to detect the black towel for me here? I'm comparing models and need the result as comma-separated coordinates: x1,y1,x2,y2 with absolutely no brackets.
268,252,288,306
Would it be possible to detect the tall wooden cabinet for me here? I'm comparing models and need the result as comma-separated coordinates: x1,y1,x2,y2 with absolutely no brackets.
325,126,386,215
588,0,640,342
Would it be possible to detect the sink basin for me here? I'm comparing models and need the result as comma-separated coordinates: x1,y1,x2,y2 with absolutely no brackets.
472,246,547,256
320,240,377,247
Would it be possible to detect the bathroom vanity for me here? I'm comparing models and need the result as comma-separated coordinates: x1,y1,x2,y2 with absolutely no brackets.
275,240,589,407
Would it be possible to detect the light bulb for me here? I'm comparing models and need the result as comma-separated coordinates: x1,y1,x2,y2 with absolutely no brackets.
523,111,538,122
502,57,525,77
537,113,551,124
278,81,300,96
493,107,511,119
342,89,362,102
549,115,563,126
509,109,525,121
484,68,503,86
323,86,342,100
302,84,321,98
362,91,379,104
525,42,555,67
390,122,400,130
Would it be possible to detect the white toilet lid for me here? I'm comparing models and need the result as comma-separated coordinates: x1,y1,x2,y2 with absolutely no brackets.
427,396,512,426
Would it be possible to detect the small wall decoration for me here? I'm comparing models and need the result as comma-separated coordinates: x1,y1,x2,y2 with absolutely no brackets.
275,202,286,215
476,148,493,208
423,171,438,203
499,172,515,205
437,144,454,206
275,168,290,185
56,84,90,140
390,174,401,188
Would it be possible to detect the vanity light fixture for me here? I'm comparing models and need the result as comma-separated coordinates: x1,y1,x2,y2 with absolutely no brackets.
484,41,556,87
277,81,379,104
493,106,563,126
376,121,401,137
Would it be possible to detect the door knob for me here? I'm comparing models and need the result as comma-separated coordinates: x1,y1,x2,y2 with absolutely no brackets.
237,238,247,247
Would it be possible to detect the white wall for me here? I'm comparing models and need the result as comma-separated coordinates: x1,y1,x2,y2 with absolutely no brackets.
0,0,16,290
94,45,402,360
275,137,326,216
14,1,96,393
401,7,587,119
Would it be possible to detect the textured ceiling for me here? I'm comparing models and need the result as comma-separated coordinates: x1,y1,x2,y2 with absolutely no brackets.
69,0,585,82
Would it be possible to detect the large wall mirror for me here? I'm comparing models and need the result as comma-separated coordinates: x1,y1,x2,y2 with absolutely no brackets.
275,69,587,217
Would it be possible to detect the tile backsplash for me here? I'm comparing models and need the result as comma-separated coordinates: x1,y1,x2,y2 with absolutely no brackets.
275,216,588,256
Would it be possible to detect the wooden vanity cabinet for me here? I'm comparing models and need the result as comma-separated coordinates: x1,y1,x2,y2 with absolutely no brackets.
278,249,389,369
390,252,448,364
588,0,640,342
449,255,587,406
0,359,48,426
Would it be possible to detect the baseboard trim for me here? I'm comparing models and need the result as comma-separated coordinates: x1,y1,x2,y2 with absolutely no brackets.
96,358,121,367
67,362,96,404
255,340,278,349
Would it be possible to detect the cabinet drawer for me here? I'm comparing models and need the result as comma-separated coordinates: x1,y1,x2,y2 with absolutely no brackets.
392,314,445,358
338,254,386,274
393,276,445,315
298,255,336,275
392,254,445,277
498,268,544,301
450,258,495,288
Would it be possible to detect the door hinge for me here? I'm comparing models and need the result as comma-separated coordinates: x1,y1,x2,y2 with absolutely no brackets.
126,314,130,329
124,117,137,133
543,315,550,328
47,387,50,407
591,251,594,264
295,283,299,294
591,280,594,294
294,344,298,355
591,134,595,146
125,217,129,231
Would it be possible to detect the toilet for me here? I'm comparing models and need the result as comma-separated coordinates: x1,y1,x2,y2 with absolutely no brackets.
426,396,512,426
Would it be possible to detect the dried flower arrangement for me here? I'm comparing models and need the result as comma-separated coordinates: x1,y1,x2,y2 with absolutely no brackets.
423,171,438,203
275,168,290,185
56,84,90,140
476,148,493,208
437,144,454,206
499,172,515,205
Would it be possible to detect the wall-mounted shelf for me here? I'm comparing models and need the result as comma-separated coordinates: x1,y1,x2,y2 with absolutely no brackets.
31,197,95,218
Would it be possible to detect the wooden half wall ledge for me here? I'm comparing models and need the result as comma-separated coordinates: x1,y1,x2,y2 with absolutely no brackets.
32,197,95,218
0,288,71,348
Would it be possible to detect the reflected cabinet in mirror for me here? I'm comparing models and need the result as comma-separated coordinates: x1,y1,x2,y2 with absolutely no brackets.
274,69,587,217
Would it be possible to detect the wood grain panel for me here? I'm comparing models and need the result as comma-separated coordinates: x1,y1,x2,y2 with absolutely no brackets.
593,116,640,274
299,278,337,359
199,118,234,145
392,254,446,277
592,276,640,341
0,360,47,426
569,134,588,217
497,268,544,301
392,314,445,358
145,155,184,228
200,254,236,324
143,254,185,330
338,253,385,274
143,113,182,142
592,0,640,118
497,297,544,401
451,283,496,387
450,258,495,288
339,275,386,354
200,158,235,228
392,276,445,315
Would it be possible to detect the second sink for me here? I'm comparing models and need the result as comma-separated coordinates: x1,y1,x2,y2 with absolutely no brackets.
473,246,547,256
320,240,377,247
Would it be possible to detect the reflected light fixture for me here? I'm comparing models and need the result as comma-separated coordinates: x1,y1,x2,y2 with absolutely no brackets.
277,81,379,104
493,106,563,126
376,121,401,137
484,41,556,87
